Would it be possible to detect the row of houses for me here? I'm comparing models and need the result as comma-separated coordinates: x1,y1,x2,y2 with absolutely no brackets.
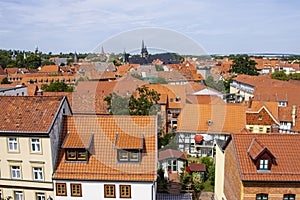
0,96,157,200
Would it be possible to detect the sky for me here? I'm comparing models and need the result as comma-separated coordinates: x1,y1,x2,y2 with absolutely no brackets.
1,0,300,55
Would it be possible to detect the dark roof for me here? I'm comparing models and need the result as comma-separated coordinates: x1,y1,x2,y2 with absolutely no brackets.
128,53,180,65
158,149,187,161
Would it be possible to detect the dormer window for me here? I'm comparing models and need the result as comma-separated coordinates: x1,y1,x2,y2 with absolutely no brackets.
259,159,269,170
66,149,88,161
117,150,140,162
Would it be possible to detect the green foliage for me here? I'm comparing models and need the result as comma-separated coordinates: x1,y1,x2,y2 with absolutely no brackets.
204,75,226,93
41,82,73,92
155,64,164,71
41,59,55,66
104,93,130,115
192,173,204,193
1,77,12,84
200,156,215,186
105,86,160,116
230,55,259,75
151,76,168,84
271,71,290,81
128,85,160,116
158,131,176,149
113,59,121,66
223,76,234,93
289,73,300,80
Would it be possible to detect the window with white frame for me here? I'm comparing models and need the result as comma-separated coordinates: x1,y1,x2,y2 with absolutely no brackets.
33,167,43,181
256,193,268,200
30,138,41,152
36,193,45,200
284,194,295,200
259,159,269,170
8,138,18,151
14,191,23,200
11,166,21,179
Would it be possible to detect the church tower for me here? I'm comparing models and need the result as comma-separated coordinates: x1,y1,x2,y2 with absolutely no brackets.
141,40,148,58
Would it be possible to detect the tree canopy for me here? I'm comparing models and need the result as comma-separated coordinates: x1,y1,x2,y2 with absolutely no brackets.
104,85,160,116
41,82,73,92
230,55,259,75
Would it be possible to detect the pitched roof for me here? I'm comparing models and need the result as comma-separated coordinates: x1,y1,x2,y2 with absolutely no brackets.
39,65,59,73
0,96,65,133
231,133,300,181
54,115,157,181
247,137,275,160
189,163,206,172
158,149,187,161
177,103,246,133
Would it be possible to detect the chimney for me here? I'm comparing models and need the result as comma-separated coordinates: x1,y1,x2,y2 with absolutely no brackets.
292,105,297,126
248,97,253,109
271,124,279,133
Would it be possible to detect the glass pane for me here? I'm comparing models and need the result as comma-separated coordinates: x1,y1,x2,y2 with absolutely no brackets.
77,151,87,160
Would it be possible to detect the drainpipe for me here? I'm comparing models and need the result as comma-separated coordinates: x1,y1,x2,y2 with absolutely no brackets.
292,105,297,127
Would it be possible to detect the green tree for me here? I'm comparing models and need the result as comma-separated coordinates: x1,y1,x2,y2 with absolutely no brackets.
200,156,215,184
129,85,160,116
41,59,55,66
105,85,160,116
152,76,168,84
41,82,73,92
204,75,226,93
1,77,12,84
230,55,259,75
104,93,130,115
271,71,290,81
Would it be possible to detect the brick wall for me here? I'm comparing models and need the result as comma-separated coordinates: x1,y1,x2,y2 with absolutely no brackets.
243,181,300,200
224,141,242,199
246,108,276,125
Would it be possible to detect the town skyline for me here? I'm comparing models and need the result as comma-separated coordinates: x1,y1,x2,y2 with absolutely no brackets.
1,0,300,55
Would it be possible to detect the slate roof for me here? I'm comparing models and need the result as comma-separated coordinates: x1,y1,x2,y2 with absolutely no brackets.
54,115,157,181
0,96,66,133
231,133,300,181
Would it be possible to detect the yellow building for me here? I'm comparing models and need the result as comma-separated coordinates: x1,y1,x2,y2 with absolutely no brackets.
0,96,71,200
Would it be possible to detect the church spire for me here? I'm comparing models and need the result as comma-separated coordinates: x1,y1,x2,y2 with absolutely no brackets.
141,40,148,58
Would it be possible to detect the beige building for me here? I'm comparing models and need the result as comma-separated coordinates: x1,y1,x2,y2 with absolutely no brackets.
0,96,71,200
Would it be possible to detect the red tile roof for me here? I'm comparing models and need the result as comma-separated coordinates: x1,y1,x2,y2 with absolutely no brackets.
0,96,66,133
189,163,206,172
231,133,300,181
54,115,157,181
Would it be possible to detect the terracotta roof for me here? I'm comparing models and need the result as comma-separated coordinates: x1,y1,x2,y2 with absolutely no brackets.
186,95,224,104
27,85,38,96
62,131,93,149
4,68,29,75
177,103,246,133
246,101,279,123
39,65,59,73
115,132,143,149
254,85,300,106
158,149,187,161
189,163,206,172
0,96,65,133
231,133,300,181
72,77,146,114
54,115,157,181
278,106,293,121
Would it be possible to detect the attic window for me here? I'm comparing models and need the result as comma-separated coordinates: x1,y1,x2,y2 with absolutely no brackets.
258,115,262,120
175,97,181,102
259,159,269,170
66,149,88,161
117,150,140,162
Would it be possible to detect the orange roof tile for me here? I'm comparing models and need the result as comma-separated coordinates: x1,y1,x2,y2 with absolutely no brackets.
231,133,300,181
158,149,187,161
177,103,246,133
53,115,157,181
39,65,59,73
0,96,66,133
